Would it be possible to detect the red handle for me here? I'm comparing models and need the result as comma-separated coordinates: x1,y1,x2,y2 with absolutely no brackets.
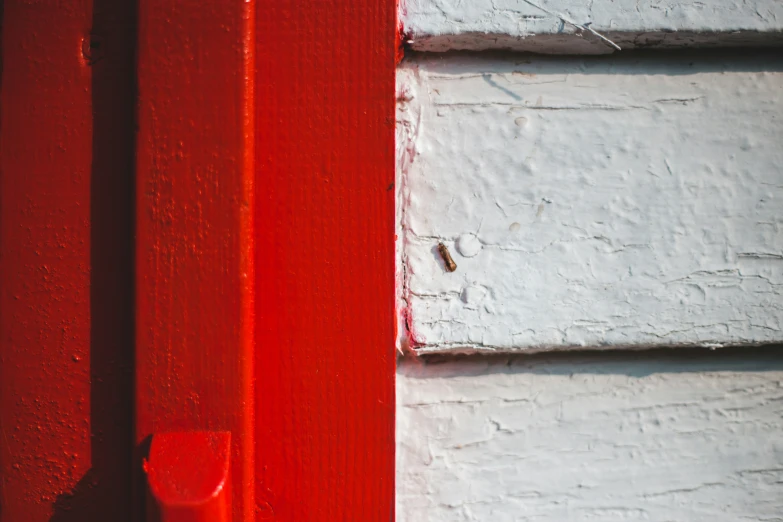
145,432,231,522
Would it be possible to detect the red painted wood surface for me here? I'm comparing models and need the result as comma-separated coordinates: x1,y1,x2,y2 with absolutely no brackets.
3,0,395,519
146,432,231,522
255,1,397,520
0,0,135,520
135,0,255,521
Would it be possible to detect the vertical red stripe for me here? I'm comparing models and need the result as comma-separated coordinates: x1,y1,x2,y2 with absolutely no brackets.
0,0,135,520
255,2,397,520
0,3,92,518
135,1,255,521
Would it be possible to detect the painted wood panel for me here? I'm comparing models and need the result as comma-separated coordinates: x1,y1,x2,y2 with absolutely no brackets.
397,51,783,354
135,1,255,520
398,349,783,521
254,1,397,520
401,0,783,53
0,0,135,519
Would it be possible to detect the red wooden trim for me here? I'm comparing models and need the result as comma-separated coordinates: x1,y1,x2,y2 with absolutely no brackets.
135,1,255,521
146,432,231,522
0,4,91,519
254,1,397,520
0,0,135,520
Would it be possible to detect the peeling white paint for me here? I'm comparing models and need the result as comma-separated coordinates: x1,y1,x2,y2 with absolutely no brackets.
397,350,783,521
401,0,783,53
397,51,783,353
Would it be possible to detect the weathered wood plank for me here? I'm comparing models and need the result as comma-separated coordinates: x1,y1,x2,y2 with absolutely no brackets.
397,51,783,353
402,0,783,53
397,350,783,521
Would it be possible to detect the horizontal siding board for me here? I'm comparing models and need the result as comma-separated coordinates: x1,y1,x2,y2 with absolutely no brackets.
397,350,783,521
397,51,783,353
402,0,783,53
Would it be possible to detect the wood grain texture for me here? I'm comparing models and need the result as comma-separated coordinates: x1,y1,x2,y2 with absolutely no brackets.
397,51,783,354
398,349,783,521
254,1,397,520
135,1,255,521
0,0,135,519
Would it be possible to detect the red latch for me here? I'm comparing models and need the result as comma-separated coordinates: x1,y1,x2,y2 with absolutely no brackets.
145,431,231,522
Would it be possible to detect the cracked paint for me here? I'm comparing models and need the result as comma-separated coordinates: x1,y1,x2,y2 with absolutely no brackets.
397,349,783,521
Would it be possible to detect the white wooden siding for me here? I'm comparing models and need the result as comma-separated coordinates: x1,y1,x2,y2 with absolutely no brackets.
397,350,783,521
397,51,783,354
402,0,783,53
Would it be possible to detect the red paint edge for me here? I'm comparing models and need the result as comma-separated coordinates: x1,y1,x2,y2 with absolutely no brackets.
135,1,255,520
397,0,406,64
254,1,397,520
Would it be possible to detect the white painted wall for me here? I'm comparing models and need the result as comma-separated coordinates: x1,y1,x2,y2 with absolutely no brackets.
402,0,783,53
397,51,783,354
395,15,783,520
397,349,783,521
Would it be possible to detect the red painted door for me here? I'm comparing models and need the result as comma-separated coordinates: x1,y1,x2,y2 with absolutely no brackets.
1,0,396,521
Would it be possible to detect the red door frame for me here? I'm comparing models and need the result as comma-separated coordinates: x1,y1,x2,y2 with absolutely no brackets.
253,2,397,520
2,0,397,521
137,0,397,520
138,2,397,519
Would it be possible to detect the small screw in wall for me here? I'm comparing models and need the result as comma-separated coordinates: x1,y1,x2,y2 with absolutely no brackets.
438,243,457,273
